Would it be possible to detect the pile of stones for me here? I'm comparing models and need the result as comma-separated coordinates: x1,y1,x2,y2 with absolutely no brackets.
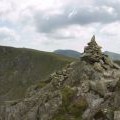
82,35,102,63
81,35,120,70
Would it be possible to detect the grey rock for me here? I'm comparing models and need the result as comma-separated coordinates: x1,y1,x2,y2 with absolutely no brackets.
94,62,103,72
89,80,107,96
81,81,90,93
114,111,120,120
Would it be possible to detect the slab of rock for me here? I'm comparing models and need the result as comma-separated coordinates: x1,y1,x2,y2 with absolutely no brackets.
89,80,108,96
114,111,120,120
94,62,104,72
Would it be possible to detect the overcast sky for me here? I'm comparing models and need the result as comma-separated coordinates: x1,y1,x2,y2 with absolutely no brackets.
0,0,120,53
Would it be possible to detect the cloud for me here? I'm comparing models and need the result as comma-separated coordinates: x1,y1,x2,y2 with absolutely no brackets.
0,1,13,16
0,0,120,53
34,3,119,33
100,22,120,36
0,27,19,41
46,24,96,40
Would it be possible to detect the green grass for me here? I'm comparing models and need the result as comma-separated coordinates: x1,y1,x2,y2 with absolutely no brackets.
0,46,75,102
53,86,88,120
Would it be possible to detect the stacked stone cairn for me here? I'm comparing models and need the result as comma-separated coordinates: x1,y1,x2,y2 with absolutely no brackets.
81,35,120,70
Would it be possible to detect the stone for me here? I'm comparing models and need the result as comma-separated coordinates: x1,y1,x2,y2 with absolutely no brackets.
91,98,104,107
102,64,110,70
114,93,120,108
85,92,103,108
81,81,90,93
89,80,108,96
113,63,120,69
50,72,57,77
56,71,63,75
105,109,114,120
103,56,114,67
94,62,103,72
114,111,120,120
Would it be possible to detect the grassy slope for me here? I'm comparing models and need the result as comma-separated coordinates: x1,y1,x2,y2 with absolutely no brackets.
0,46,74,102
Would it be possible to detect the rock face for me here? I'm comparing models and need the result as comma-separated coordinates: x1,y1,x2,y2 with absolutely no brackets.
0,36,120,120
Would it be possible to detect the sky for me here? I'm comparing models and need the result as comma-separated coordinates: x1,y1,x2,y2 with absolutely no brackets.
0,0,120,53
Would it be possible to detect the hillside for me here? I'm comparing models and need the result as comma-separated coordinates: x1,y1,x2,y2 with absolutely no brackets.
0,46,74,102
54,49,81,59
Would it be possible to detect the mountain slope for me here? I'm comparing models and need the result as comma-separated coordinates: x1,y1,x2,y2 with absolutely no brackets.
0,46,74,102
54,49,81,59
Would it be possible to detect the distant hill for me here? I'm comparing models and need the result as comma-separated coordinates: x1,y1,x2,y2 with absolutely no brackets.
104,51,120,60
54,49,120,60
54,49,81,59
0,46,74,102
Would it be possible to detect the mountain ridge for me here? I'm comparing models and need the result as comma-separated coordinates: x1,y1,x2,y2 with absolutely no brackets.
54,49,120,60
54,49,81,59
0,46,74,102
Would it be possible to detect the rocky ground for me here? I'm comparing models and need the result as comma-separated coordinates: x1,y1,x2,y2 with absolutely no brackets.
0,36,120,120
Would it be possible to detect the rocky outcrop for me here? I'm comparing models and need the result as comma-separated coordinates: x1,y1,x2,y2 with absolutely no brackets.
0,62,75,120
0,36,120,120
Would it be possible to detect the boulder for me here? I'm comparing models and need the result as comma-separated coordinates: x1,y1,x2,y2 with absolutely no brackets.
114,111,120,120
94,62,103,72
89,80,108,96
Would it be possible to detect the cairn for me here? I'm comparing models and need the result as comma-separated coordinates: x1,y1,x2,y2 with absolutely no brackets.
81,35,103,63
81,35,120,69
